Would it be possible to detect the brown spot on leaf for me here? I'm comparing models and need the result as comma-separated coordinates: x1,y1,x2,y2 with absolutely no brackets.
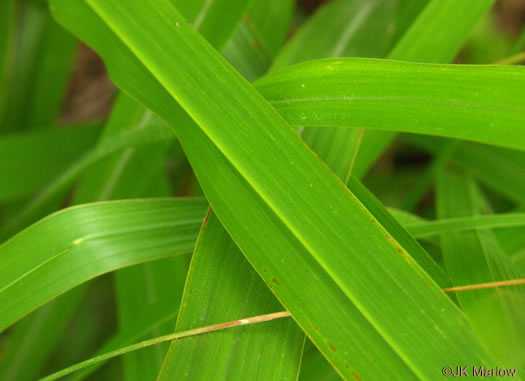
203,208,212,224
352,371,361,380
328,343,336,352
272,278,280,286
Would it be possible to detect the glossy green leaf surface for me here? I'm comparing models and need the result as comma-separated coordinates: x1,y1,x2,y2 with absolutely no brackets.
160,1,303,379
271,0,399,181
257,58,525,152
0,108,174,240
159,211,304,380
9,58,524,238
353,0,496,177
0,198,207,331
50,1,496,379
72,93,181,381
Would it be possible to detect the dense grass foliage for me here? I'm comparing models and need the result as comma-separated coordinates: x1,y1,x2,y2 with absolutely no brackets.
0,0,524,380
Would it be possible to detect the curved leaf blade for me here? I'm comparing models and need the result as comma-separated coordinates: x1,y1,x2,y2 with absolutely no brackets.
0,198,207,331
51,1,496,378
256,58,525,152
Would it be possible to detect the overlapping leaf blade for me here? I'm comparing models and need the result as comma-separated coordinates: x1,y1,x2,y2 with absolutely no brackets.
159,212,304,380
50,0,496,379
437,168,525,370
353,0,496,178
0,198,207,331
256,58,525,152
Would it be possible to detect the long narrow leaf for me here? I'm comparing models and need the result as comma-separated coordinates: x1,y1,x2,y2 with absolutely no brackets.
159,211,304,380
51,1,496,379
256,58,525,152
0,198,207,331
352,0,495,177
437,168,525,369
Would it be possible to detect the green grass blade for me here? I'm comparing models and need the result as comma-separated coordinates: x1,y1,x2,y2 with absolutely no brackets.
437,168,525,370
70,296,181,381
400,141,460,211
7,59,524,237
160,2,302,378
347,177,450,288
0,198,207,331
494,206,525,258
270,0,398,181
172,0,252,50
82,2,254,376
0,0,14,118
390,0,495,62
353,0,495,177
299,342,340,381
393,211,525,238
0,105,175,240
271,0,396,71
257,0,449,290
40,311,293,381
71,94,180,381
222,0,294,81
256,58,525,152
50,0,496,378
0,95,175,381
159,211,304,380
0,1,76,132
0,124,102,201
0,290,86,381
404,135,525,205
243,0,294,58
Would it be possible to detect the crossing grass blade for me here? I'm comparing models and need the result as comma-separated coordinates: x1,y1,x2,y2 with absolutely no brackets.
70,296,181,381
353,0,496,178
437,168,525,370
0,105,174,240
222,0,294,81
0,198,207,332
158,211,304,380
160,1,304,379
73,93,182,381
256,58,525,152
50,0,498,379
